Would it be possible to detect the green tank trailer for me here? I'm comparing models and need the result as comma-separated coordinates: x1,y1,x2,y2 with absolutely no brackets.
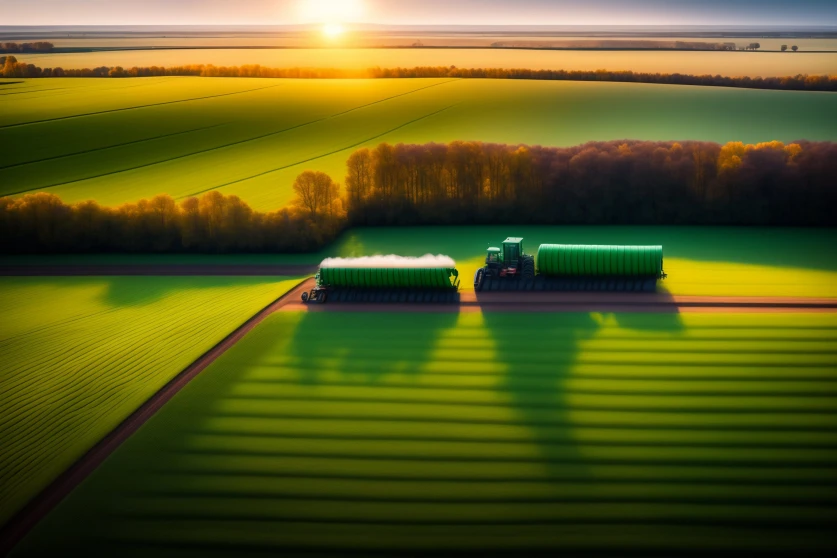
474,237,666,292
302,259,460,303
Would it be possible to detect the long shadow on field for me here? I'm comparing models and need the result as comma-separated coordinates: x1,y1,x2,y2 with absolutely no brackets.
99,276,281,307
481,310,686,479
285,311,460,385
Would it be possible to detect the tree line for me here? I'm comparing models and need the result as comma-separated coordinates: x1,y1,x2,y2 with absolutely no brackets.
368,66,837,91
0,42,54,53
0,173,345,254
2,57,836,92
344,140,836,227
2,140,834,254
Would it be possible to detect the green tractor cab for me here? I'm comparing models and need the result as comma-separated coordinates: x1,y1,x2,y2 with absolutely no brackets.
474,237,535,290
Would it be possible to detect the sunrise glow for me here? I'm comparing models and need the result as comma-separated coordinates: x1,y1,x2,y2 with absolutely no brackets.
298,0,365,23
322,23,344,38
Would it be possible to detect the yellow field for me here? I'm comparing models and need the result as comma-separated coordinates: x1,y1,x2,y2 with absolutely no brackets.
18,48,837,78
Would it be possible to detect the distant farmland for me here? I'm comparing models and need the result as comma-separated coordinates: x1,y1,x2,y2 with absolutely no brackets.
16,47,837,78
14,311,837,555
2,78,836,210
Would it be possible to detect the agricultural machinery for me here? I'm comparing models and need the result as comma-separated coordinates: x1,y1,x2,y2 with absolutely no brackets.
302,261,460,304
301,236,667,303
474,237,666,292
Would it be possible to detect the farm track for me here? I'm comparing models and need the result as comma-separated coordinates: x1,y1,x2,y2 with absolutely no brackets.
0,264,318,276
285,279,837,313
0,277,312,556
2,268,835,311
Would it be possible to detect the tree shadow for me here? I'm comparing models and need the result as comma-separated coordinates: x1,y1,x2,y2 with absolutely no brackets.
98,276,291,307
481,309,686,480
283,310,461,385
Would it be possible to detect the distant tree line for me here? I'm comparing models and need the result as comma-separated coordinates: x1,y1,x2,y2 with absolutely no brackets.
0,177,345,254
2,140,834,254
368,66,837,91
1,58,836,92
0,42,54,53
344,140,836,227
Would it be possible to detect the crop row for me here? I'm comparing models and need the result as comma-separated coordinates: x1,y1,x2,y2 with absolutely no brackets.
14,311,837,555
0,276,302,526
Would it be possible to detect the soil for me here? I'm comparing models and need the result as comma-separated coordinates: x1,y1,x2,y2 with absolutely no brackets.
283,279,837,313
0,264,318,276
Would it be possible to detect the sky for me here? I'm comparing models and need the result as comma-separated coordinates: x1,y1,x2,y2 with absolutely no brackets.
1,0,836,26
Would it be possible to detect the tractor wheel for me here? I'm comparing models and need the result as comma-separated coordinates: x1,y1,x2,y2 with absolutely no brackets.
301,291,309,303
474,268,486,292
522,257,535,280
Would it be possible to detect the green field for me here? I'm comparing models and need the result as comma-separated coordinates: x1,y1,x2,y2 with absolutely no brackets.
0,276,302,526
14,311,837,555
2,78,836,210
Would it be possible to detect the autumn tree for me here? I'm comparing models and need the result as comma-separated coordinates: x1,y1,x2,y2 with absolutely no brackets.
345,148,373,207
292,170,340,222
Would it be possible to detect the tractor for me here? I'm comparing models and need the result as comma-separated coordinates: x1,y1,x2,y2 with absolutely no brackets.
474,237,535,290
301,273,328,303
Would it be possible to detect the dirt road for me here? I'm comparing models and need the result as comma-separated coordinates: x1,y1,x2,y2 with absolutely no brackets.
282,278,837,313
0,264,318,276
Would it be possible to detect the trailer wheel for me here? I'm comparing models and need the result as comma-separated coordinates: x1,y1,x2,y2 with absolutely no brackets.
474,268,485,292
301,292,309,303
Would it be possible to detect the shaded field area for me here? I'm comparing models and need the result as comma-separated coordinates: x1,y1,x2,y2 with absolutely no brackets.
2,78,836,210
0,276,302,526
16,48,837,77
3,226,836,298
14,311,837,555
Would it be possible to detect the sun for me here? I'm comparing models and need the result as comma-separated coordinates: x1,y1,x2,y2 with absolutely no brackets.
322,23,345,39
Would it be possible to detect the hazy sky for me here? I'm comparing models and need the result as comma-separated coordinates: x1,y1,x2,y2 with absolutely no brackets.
2,0,836,26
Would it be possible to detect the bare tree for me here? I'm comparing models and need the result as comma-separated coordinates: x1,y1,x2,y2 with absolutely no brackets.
292,171,340,222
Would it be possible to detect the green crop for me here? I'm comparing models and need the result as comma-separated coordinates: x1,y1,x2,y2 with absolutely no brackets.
0,276,303,525
14,310,837,554
2,77,836,210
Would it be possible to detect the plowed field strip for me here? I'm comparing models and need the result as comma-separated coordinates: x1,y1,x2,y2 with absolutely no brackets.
0,124,226,171
0,83,283,129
